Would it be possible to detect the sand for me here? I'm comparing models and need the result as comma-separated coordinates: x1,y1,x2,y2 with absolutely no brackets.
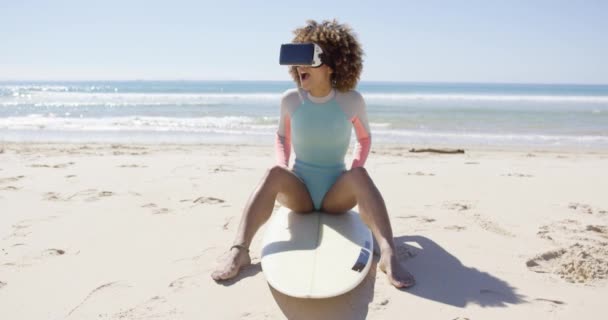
0,142,607,319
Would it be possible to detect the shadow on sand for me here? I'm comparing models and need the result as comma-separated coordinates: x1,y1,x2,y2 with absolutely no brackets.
217,235,525,317
269,235,527,318
394,235,527,307
270,261,377,320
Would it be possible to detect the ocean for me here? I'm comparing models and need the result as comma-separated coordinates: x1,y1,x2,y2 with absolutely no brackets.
1,80,607,150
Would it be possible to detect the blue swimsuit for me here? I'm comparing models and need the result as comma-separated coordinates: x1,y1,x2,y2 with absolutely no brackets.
275,88,371,210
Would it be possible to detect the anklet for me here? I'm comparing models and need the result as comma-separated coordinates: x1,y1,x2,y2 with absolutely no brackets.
230,244,249,253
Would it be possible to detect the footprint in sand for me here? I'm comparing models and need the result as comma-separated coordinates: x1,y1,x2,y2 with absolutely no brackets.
168,274,202,292
443,201,474,211
112,150,149,156
0,281,6,289
44,189,114,202
29,162,74,168
443,201,514,237
0,186,20,191
193,196,225,204
154,208,170,215
502,173,533,178
568,203,607,215
0,175,25,184
180,196,226,206
445,225,467,231
473,215,515,237
41,248,67,257
4,247,68,269
118,164,148,168
420,217,436,223
538,219,608,250
407,171,435,176
98,191,113,197
43,192,62,201
4,216,58,241
586,225,608,237
141,203,171,215
210,165,236,173
3,227,32,240
537,225,553,240
537,219,580,242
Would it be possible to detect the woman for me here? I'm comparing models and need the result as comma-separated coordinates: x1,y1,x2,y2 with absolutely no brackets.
211,19,415,288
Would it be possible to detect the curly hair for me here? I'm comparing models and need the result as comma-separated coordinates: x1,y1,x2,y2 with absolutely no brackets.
288,19,364,92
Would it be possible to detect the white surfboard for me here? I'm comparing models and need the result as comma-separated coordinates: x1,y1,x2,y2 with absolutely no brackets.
261,207,373,299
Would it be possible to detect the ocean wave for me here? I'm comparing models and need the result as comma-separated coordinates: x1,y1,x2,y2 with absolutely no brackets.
362,93,608,104
1,84,72,93
3,90,608,109
1,116,606,145
0,92,283,107
0,116,278,133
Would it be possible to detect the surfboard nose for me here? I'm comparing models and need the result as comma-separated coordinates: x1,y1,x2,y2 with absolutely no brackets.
261,208,373,298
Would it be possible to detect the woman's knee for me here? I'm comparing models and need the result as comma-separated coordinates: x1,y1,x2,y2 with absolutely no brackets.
260,165,287,189
346,167,378,197
265,165,302,192
349,166,371,183
266,165,290,180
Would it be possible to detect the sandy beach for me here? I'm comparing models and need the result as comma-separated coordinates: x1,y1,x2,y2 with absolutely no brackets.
1,142,607,319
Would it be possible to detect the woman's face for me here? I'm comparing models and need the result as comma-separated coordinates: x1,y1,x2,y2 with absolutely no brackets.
296,64,333,94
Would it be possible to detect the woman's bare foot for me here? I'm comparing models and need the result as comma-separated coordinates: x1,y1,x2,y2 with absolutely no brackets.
211,246,252,281
378,251,415,288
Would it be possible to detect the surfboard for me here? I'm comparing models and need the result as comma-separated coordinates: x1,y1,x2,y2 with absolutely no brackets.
261,207,373,298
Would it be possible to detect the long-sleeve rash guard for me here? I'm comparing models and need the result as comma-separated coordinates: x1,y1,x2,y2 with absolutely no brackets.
275,88,371,169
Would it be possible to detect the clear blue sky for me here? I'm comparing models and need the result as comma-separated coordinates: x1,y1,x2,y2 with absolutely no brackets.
1,0,607,84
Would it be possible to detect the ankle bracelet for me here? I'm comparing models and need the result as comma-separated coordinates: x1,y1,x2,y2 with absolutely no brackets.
230,244,249,253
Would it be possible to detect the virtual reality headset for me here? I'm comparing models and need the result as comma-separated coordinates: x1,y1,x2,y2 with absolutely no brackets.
279,43,324,68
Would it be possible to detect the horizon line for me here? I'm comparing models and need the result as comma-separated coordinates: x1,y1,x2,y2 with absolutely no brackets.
1,79,607,87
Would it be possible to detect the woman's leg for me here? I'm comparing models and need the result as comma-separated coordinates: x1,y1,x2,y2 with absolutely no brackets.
211,165,314,281
321,167,415,288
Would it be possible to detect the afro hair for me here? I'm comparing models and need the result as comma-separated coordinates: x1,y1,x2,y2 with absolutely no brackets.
288,19,364,92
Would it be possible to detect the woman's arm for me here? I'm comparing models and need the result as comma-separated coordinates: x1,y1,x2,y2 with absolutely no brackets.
350,92,371,168
351,118,371,168
275,92,294,167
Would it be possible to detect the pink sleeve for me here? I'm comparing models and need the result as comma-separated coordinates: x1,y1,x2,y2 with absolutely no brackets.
350,116,371,168
275,113,291,167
